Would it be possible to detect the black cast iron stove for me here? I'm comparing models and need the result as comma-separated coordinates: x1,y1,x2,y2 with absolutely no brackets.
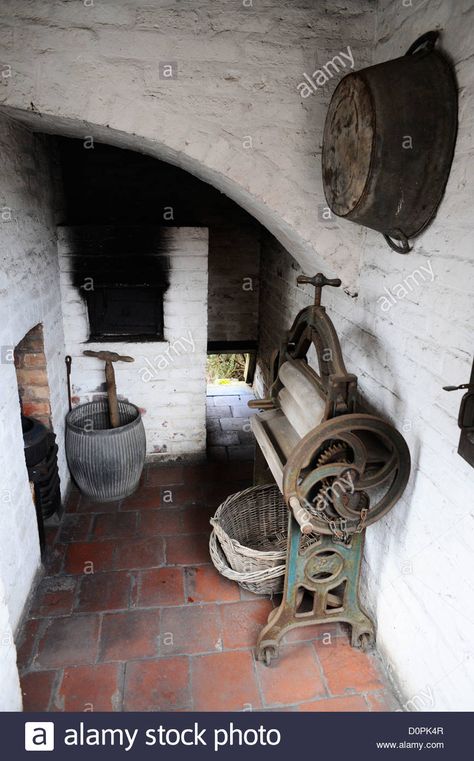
21,415,61,553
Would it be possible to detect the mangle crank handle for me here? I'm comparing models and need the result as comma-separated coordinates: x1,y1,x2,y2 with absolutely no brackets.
248,398,275,410
288,496,314,535
297,273,342,307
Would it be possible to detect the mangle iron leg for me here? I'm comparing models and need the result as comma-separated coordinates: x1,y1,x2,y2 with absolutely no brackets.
256,514,375,665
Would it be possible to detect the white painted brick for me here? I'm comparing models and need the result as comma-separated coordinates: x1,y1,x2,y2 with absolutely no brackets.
257,131,474,714
0,0,378,288
0,574,21,710
59,226,209,458
0,116,71,709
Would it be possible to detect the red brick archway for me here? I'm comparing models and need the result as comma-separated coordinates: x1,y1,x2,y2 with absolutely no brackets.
14,323,52,428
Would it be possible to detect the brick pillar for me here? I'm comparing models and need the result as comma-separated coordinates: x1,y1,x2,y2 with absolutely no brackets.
14,324,52,428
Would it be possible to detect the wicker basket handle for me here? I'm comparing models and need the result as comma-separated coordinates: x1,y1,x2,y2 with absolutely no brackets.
210,517,241,551
209,529,285,584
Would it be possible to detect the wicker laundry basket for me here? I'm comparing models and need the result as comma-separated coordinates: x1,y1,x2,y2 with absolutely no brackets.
209,484,289,594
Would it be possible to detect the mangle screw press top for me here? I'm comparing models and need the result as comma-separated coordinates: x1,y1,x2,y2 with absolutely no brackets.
297,272,342,306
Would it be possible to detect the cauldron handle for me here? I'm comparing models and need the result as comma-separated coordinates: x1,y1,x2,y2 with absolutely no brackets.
405,31,439,57
383,230,412,254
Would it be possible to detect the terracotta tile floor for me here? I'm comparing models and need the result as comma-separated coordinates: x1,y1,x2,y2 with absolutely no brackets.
16,461,399,712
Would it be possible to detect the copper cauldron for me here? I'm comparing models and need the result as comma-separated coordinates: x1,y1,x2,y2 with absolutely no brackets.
322,32,458,253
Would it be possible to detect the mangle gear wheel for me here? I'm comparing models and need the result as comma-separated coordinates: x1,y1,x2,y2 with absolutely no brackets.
317,442,350,467
283,413,411,536
315,441,370,521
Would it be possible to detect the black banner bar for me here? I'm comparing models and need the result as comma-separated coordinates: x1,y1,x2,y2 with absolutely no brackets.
2,711,469,760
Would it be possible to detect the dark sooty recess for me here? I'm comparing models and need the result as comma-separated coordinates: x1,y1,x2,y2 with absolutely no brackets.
67,225,170,289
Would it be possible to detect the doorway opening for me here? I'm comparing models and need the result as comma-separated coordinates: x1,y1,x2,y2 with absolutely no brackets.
207,353,247,384
205,348,256,463
206,342,257,387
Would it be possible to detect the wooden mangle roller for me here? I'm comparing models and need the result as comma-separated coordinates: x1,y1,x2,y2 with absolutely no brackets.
248,273,411,665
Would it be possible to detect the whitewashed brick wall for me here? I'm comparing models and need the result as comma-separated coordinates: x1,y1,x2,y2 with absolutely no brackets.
0,575,21,711
251,0,474,716
0,0,375,288
360,0,474,712
257,138,474,713
0,115,70,709
58,227,209,459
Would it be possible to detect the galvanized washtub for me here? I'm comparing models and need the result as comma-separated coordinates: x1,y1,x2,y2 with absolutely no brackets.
66,399,146,502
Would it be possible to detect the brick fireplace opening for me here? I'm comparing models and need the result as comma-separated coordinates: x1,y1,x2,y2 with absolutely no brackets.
13,322,62,548
14,323,52,429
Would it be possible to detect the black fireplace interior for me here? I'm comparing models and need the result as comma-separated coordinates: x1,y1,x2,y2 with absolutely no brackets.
68,224,169,342
55,137,259,353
